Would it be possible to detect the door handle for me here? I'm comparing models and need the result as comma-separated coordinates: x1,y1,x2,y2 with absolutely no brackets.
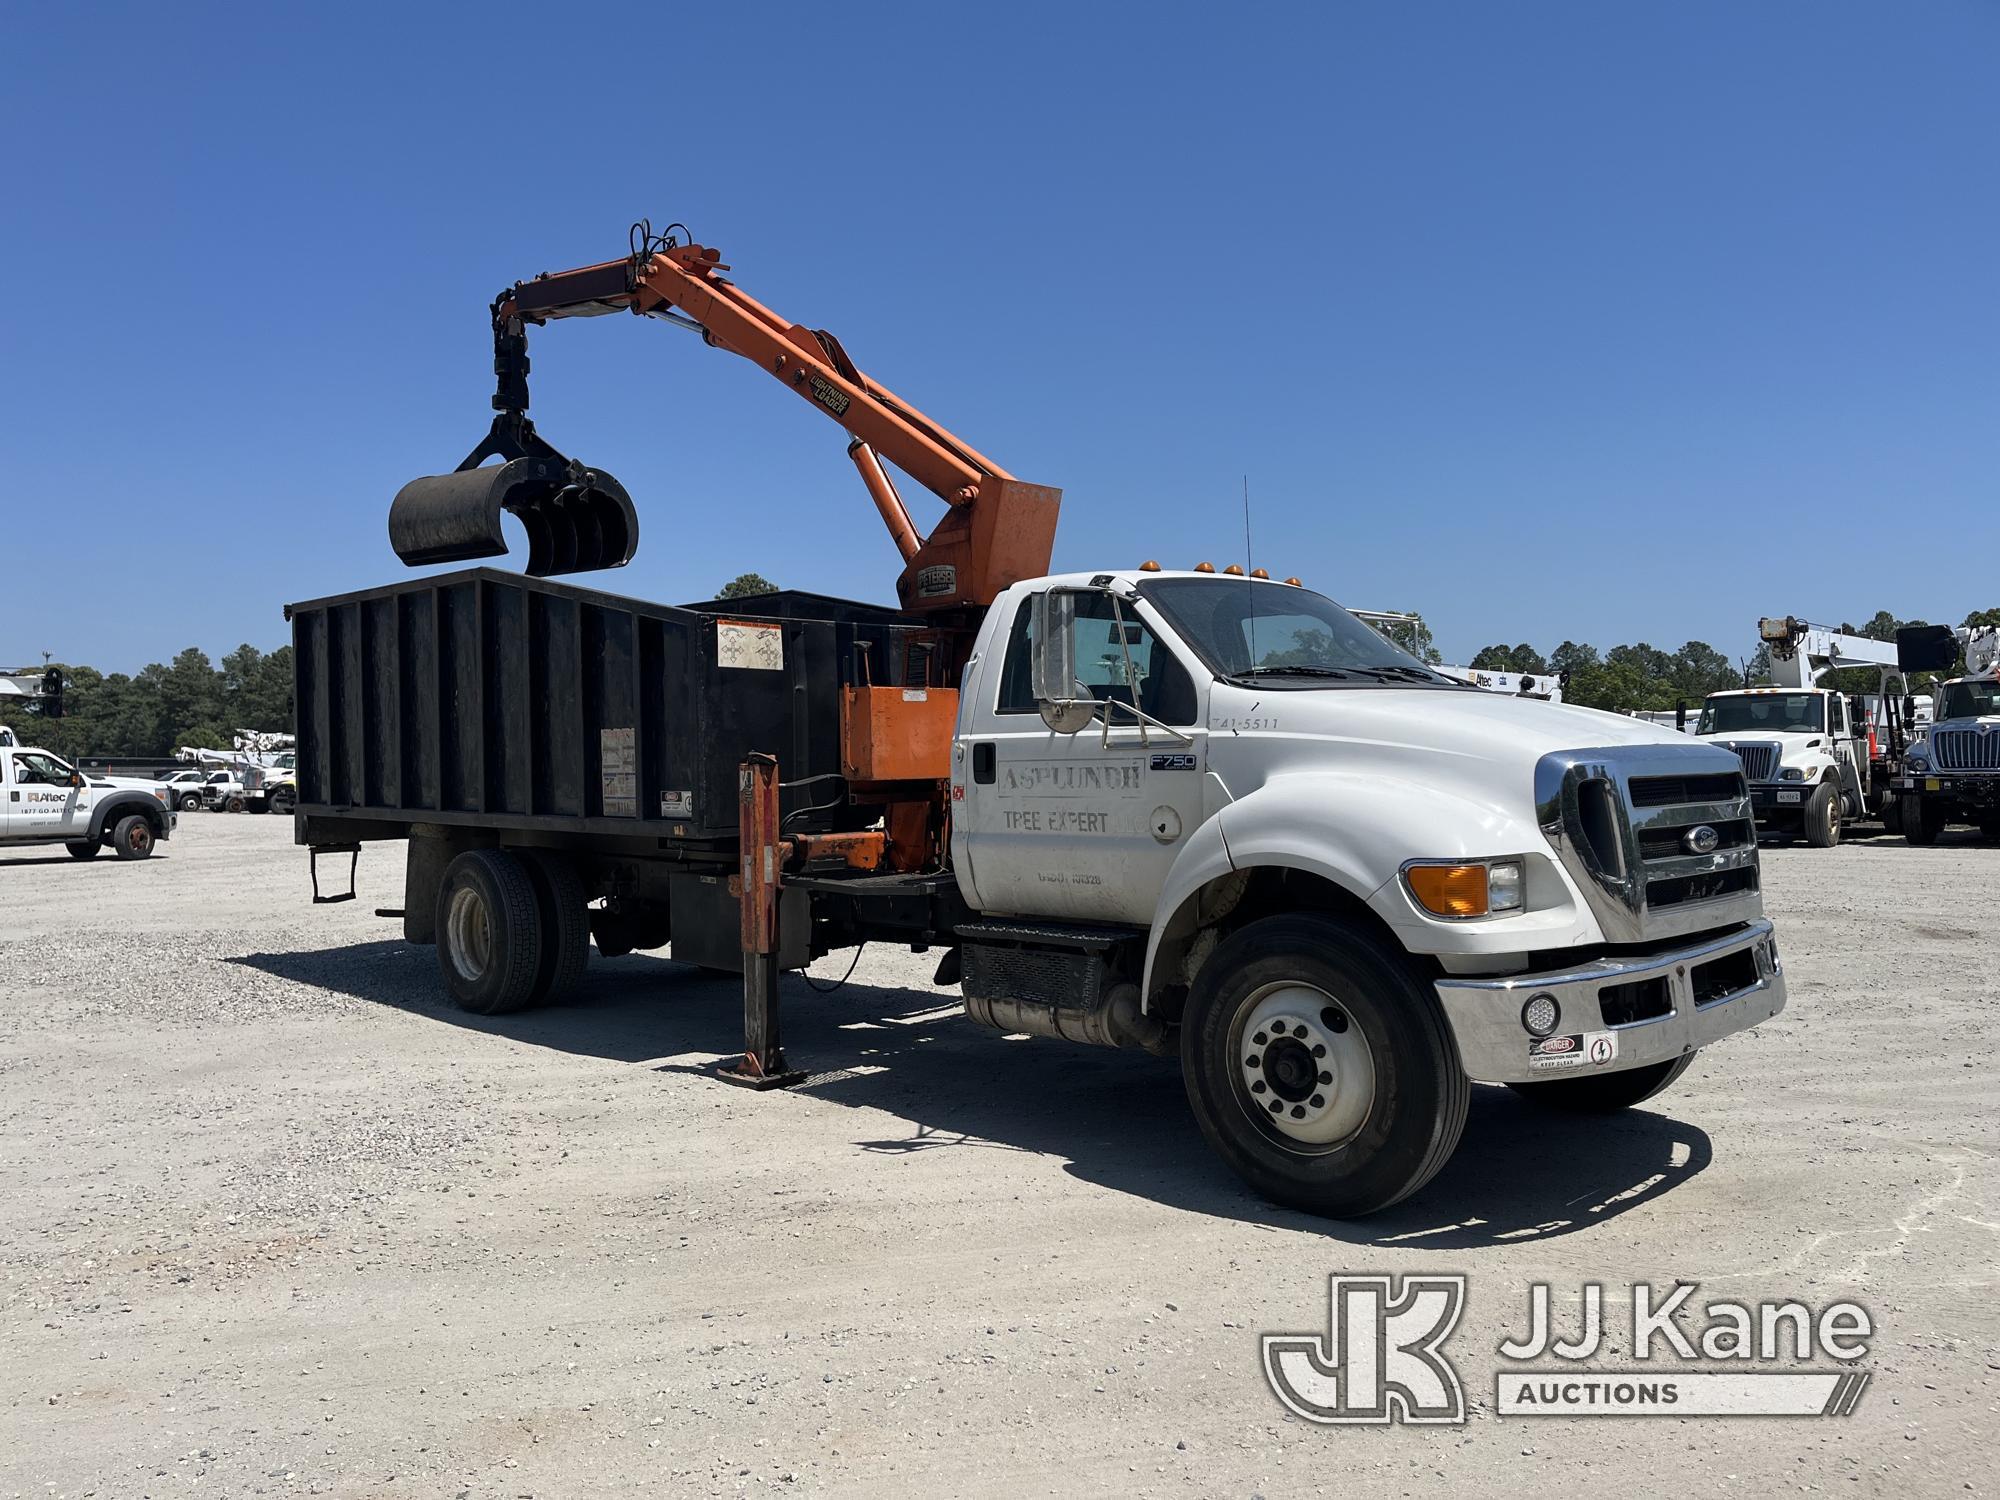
972,743,996,784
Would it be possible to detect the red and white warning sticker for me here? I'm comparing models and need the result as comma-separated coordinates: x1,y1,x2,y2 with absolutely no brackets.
1526,1030,1619,1071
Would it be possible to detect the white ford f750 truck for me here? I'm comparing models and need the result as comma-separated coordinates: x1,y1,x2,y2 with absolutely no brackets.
297,568,1788,1217
301,222,1787,1216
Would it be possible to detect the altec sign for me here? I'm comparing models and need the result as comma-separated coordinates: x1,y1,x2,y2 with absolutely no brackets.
1263,1276,1873,1425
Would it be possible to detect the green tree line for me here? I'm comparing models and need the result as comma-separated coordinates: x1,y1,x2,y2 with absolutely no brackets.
1,644,294,760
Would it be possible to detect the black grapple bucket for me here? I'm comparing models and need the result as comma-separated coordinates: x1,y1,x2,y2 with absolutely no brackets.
389,457,639,577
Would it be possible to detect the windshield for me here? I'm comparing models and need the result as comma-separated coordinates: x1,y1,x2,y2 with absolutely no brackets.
1136,578,1461,686
1938,681,2000,720
1698,693,1824,735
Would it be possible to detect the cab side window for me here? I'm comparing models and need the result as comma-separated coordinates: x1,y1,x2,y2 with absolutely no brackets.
996,591,1197,725
13,753,71,786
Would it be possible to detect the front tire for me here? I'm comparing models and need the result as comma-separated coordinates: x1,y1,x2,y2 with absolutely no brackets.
1507,1051,1695,1112
179,791,203,812
1804,782,1842,847
1904,797,1943,846
435,849,545,1015
65,840,100,860
112,815,155,859
1180,914,1468,1218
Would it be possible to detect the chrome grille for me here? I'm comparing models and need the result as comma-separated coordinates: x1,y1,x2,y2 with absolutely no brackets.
1538,744,1764,944
1931,727,2000,772
1716,740,1779,782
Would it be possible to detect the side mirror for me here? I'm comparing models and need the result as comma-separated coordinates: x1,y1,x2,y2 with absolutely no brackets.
1903,694,1918,724
1030,590,1096,734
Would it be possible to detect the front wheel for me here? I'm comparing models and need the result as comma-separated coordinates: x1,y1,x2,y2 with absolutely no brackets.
268,787,296,815
1506,1051,1695,1112
65,840,101,860
1180,914,1468,1218
179,791,203,812
1904,797,1943,846
1804,782,1842,847
112,815,156,859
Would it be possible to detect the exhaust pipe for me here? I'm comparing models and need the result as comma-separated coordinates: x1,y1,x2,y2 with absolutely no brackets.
389,457,637,576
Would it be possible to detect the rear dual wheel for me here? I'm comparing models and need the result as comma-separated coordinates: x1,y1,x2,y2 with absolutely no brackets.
434,848,589,1015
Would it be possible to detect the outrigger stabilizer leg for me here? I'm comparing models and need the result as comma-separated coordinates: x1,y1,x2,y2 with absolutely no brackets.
387,298,639,578
717,753,807,1090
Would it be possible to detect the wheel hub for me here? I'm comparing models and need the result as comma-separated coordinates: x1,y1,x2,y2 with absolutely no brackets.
1237,982,1376,1148
445,885,493,983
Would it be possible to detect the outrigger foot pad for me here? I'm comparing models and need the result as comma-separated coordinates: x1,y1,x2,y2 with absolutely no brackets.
389,456,638,577
714,1052,808,1091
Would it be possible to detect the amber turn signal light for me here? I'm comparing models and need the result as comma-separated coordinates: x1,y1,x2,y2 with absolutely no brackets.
1405,863,1489,918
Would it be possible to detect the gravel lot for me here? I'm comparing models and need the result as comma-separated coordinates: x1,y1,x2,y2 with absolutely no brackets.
2,814,1995,1497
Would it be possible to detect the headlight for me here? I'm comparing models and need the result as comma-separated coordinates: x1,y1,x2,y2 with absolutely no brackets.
1908,743,1931,771
1404,858,1525,918
1779,767,1806,781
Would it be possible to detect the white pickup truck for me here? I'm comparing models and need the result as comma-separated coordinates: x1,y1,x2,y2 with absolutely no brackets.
1,741,177,858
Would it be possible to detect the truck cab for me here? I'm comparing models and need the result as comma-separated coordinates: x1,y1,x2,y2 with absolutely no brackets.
1,743,175,858
1692,687,1864,846
1897,645,2000,844
945,570,1784,1209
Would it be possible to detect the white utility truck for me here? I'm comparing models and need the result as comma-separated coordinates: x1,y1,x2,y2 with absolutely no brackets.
1897,626,2000,844
1692,616,1911,845
1,742,176,858
298,567,1789,1218
300,225,1790,1218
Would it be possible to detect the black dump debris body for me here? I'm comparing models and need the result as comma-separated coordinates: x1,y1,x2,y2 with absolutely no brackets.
287,568,931,841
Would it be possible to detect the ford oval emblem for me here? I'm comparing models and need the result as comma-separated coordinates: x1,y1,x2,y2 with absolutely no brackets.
1684,824,1721,855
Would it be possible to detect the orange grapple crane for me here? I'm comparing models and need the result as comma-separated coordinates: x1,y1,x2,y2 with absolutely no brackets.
389,221,1062,633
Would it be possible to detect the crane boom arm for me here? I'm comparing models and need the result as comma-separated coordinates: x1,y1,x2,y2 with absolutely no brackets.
495,240,1061,613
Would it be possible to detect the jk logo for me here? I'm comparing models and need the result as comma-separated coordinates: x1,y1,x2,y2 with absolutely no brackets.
1262,1274,1467,1424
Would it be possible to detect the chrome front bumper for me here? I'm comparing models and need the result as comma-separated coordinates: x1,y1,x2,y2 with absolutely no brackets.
1434,919,1785,1085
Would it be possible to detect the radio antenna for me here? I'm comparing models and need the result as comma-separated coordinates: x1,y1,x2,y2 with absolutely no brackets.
1242,475,1257,666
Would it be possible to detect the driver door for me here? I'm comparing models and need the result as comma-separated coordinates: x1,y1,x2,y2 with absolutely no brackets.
7,751,89,837
957,587,1208,924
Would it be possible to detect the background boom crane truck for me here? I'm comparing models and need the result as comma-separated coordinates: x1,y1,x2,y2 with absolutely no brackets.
1690,616,1913,846
1894,625,2000,844
294,223,1786,1217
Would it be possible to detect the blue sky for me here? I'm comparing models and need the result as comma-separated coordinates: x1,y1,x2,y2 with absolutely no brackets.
3,2,1993,673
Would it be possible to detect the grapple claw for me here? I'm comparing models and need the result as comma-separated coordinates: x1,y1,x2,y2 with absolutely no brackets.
389,457,637,576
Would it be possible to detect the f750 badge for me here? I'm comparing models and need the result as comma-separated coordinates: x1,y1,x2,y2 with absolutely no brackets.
1150,753,1197,771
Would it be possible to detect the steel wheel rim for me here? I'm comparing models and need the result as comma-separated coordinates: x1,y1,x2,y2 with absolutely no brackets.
128,825,151,853
1232,981,1377,1151
445,885,493,983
